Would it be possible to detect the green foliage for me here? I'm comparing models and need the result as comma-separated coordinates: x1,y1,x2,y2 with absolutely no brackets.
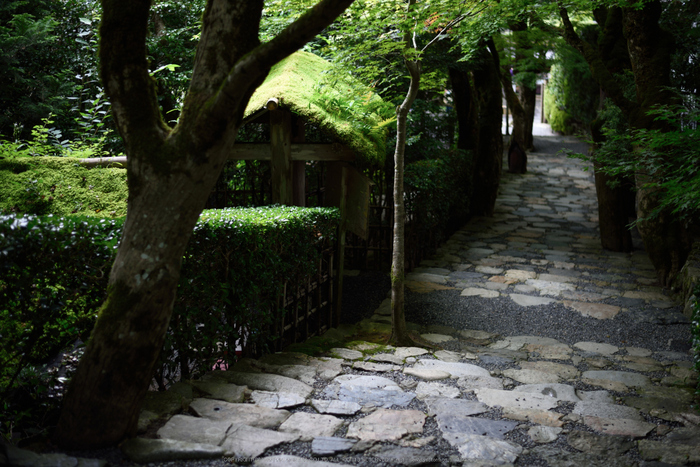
0,214,120,441
578,99,700,225
0,156,128,217
405,148,473,237
545,41,599,134
0,206,339,439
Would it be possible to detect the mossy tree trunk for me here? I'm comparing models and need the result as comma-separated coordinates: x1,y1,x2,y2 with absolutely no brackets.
470,39,503,217
55,0,355,449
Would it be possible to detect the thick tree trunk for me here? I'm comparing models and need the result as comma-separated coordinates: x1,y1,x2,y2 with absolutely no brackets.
623,1,691,284
561,1,691,283
470,39,503,216
55,145,226,447
55,0,355,449
594,164,633,252
590,117,633,252
449,67,478,154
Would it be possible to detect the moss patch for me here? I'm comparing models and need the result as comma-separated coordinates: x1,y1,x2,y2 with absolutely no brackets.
0,157,127,217
244,51,389,167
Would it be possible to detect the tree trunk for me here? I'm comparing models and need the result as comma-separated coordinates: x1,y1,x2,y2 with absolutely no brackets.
55,146,224,447
390,59,420,347
448,67,478,154
623,1,691,285
521,84,536,151
55,0,355,449
590,116,633,252
470,39,503,216
561,1,691,283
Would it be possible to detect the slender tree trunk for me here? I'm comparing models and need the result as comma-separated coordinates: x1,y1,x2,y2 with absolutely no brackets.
501,69,526,152
390,59,421,346
471,39,503,216
521,84,536,150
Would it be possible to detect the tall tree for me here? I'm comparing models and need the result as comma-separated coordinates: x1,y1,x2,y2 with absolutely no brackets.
560,0,693,284
54,0,354,449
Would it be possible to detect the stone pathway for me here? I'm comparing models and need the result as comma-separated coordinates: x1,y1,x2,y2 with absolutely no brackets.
6,136,698,467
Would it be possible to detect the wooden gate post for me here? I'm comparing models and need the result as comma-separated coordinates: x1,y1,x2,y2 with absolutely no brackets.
270,108,293,205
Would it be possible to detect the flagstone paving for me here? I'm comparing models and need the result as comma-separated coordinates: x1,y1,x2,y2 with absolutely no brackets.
7,135,698,466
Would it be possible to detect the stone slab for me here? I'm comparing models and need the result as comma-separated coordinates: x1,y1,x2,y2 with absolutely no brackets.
329,348,363,360
278,412,343,441
412,359,491,378
501,407,564,427
512,383,580,403
509,294,557,307
502,368,560,384
474,388,558,411
221,424,299,459
583,416,655,438
191,381,247,403
213,372,312,400
189,398,290,428
366,445,439,467
581,370,651,390
403,367,451,381
322,375,415,408
346,409,425,441
461,287,500,298
520,361,580,380
563,301,620,319
443,433,522,464
250,390,305,409
255,454,355,467
573,401,642,420
415,381,461,399
157,414,231,445
528,426,562,443
311,399,361,416
310,437,357,457
574,342,619,356
567,430,634,455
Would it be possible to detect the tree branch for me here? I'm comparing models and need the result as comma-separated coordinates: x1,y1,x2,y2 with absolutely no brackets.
100,0,169,151
204,0,356,131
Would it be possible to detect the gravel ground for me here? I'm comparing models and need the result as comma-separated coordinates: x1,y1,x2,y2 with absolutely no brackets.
405,290,692,354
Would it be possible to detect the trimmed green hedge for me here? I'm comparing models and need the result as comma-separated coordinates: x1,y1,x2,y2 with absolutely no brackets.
0,206,339,400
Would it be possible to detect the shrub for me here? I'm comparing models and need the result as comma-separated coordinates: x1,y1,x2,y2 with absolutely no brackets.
404,148,473,238
0,205,339,440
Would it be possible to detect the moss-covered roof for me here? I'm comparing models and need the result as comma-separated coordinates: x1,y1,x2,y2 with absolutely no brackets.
244,51,390,167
